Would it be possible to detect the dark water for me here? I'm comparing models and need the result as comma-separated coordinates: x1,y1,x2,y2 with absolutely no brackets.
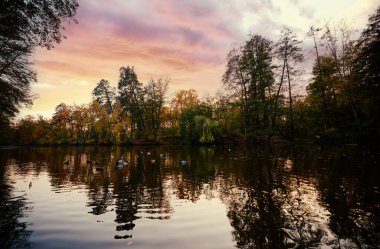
0,145,379,249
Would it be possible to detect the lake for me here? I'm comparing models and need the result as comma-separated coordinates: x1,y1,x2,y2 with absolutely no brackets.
0,145,379,248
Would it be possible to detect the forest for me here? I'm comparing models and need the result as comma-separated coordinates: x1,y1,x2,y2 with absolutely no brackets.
0,4,379,146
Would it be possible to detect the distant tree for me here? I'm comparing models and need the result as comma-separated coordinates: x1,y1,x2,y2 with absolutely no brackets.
170,89,199,130
13,116,37,145
170,89,199,113
305,56,340,136
194,116,218,144
117,66,145,139
91,79,116,142
111,102,129,144
179,107,207,143
92,79,116,114
307,26,328,130
214,92,231,134
223,35,275,137
223,46,250,135
321,22,361,130
86,100,109,144
12,115,53,145
177,96,212,143
242,34,274,131
144,78,169,142
35,115,55,144
214,92,241,136
274,27,304,137
71,104,89,144
0,0,79,124
51,103,73,143
159,106,177,137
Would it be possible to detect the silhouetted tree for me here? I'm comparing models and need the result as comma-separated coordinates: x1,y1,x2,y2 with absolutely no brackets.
223,46,250,135
118,66,145,139
223,35,275,137
242,35,274,131
92,79,116,114
144,78,169,142
0,0,79,124
354,6,380,139
274,27,304,137
51,103,73,143
321,23,361,130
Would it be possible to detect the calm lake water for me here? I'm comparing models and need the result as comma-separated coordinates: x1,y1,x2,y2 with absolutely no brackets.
0,145,379,249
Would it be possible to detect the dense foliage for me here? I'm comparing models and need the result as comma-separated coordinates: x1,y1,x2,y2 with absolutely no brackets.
1,6,379,146
0,0,79,143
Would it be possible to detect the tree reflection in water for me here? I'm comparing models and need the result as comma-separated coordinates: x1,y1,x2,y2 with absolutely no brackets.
0,151,32,249
219,146,379,249
51,147,174,239
0,145,378,248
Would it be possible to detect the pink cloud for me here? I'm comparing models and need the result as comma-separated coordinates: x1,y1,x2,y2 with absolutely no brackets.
56,2,222,70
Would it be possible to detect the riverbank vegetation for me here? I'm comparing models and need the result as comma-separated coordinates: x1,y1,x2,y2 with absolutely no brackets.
1,6,379,146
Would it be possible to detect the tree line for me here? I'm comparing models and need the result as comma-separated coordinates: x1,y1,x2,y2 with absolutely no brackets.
6,69,223,145
1,4,379,146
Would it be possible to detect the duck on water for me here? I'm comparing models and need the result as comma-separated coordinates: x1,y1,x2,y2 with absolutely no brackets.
116,156,128,168
179,160,187,166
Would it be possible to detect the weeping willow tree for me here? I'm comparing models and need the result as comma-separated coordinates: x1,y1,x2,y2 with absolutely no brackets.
194,116,219,144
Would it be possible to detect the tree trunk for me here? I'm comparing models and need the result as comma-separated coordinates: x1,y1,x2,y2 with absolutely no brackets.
273,58,286,130
237,67,249,135
285,60,294,138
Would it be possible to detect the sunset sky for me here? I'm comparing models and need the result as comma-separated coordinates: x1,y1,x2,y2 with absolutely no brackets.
21,0,378,118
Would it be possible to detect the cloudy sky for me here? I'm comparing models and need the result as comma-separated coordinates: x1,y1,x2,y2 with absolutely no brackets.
21,0,378,118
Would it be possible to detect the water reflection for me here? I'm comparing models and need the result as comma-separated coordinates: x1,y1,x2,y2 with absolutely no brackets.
0,152,32,249
0,145,379,248
218,146,380,248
